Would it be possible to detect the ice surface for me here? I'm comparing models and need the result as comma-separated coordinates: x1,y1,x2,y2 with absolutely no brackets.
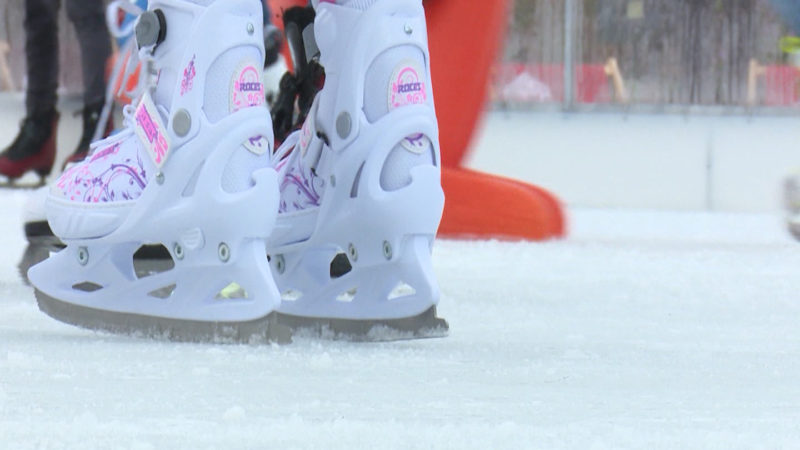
2,188,800,448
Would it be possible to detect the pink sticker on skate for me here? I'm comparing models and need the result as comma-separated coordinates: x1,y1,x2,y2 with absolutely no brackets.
231,64,265,112
134,92,172,168
389,60,427,109
389,60,430,154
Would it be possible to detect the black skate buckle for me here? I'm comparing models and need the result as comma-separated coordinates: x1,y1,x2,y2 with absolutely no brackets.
136,9,167,51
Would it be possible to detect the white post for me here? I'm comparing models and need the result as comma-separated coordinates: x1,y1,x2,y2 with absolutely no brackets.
563,0,576,110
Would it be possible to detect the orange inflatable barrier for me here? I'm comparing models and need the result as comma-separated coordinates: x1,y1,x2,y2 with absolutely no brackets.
425,0,509,168
426,0,565,240
439,167,565,240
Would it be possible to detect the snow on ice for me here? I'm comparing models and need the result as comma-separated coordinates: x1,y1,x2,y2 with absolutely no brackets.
2,187,800,448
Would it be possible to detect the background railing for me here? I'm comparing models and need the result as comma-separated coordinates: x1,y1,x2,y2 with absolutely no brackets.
495,0,800,112
1,0,799,112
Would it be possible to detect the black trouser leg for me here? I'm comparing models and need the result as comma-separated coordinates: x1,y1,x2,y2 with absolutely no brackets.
65,0,111,108
24,0,61,116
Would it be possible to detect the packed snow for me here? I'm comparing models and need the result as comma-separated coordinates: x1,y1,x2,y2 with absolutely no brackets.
2,185,800,448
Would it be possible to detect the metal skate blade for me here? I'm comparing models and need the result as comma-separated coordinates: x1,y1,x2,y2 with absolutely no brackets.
19,222,65,285
18,243,57,285
0,177,47,189
34,289,292,344
277,306,449,342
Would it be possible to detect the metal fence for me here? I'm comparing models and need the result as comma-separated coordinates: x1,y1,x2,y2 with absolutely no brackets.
1,0,798,112
495,0,798,112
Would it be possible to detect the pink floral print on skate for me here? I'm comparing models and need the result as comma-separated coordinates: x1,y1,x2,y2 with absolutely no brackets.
56,142,148,203
180,55,196,96
231,65,265,112
390,66,427,109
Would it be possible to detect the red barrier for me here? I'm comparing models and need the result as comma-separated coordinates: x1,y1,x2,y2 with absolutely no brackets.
494,63,612,104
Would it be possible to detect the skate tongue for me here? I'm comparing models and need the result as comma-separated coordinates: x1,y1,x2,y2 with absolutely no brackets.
134,91,173,169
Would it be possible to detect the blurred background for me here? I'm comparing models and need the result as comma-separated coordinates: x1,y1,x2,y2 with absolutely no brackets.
3,0,798,111
499,0,792,110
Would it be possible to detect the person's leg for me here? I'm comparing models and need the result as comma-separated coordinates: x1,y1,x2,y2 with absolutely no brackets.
269,0,447,338
25,0,61,116
64,0,113,164
0,0,60,182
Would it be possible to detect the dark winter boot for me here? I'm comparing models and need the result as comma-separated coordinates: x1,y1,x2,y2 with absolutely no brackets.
62,101,111,168
0,110,58,183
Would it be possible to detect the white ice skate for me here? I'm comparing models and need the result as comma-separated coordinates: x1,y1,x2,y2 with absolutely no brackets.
267,0,447,340
28,0,288,343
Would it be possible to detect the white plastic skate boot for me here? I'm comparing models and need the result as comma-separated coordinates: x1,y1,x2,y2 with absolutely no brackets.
28,0,288,342
268,0,447,339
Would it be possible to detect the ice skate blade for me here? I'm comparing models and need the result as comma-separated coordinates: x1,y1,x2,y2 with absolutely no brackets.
19,221,65,285
0,178,47,190
34,289,292,344
277,307,449,342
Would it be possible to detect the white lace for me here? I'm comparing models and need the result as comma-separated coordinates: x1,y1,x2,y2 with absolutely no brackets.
107,0,154,111
68,0,153,163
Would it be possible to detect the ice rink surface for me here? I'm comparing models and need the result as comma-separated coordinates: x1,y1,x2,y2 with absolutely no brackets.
2,185,800,449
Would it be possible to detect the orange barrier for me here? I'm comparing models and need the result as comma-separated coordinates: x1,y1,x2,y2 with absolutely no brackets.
439,167,565,241
426,0,565,240
425,0,509,168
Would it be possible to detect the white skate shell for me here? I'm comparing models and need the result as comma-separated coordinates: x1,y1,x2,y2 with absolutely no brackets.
28,0,287,342
268,0,447,338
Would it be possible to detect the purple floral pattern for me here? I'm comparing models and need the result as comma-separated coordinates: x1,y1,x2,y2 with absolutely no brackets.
56,139,149,203
279,157,324,213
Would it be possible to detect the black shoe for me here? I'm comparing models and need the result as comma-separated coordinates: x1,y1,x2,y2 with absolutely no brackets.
0,110,58,182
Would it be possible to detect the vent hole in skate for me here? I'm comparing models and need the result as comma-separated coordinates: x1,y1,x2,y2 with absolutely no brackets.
72,281,103,292
350,162,365,198
215,282,249,300
133,245,175,279
148,284,176,299
336,288,357,302
281,289,303,302
380,142,436,191
330,252,352,279
388,281,416,300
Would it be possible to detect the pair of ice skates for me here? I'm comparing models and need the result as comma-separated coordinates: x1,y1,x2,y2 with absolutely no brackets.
28,0,447,343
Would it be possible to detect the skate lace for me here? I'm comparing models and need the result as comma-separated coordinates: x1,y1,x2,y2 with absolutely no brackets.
85,49,157,155
79,0,153,156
